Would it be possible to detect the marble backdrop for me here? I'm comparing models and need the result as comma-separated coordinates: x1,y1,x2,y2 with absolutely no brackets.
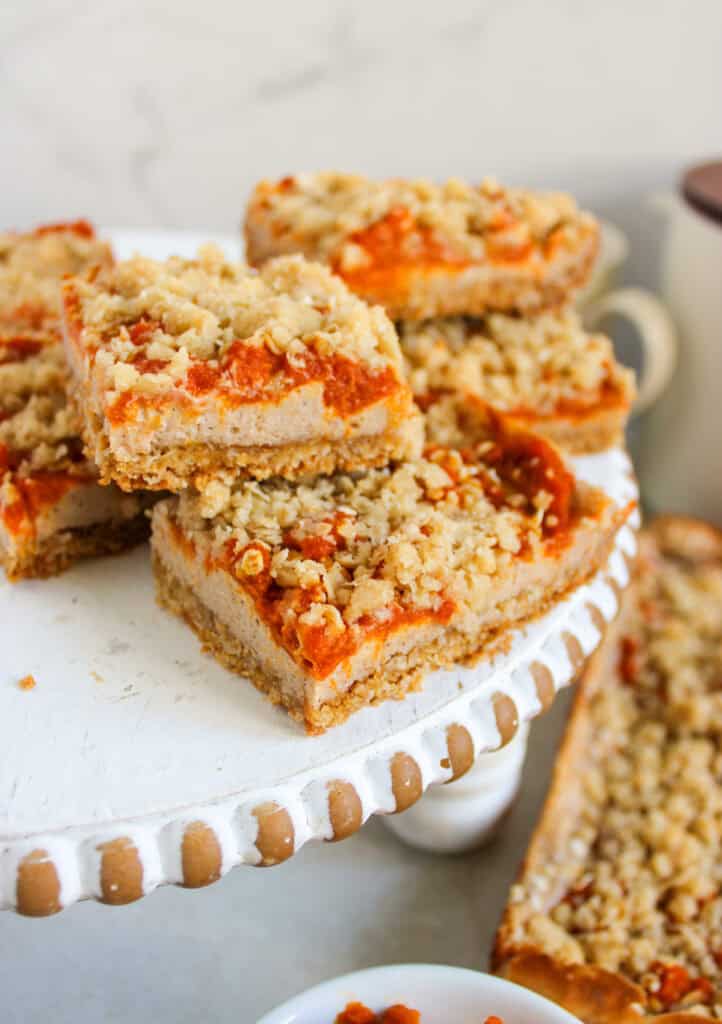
3,0,722,289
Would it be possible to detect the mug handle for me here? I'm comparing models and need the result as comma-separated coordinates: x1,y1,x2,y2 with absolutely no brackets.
583,287,678,416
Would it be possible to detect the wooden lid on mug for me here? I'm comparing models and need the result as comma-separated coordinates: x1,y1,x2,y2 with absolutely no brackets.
682,160,722,224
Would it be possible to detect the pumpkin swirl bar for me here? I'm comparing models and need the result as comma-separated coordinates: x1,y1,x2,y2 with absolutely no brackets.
151,411,625,733
401,308,635,454
0,220,113,328
0,222,148,581
245,172,599,320
61,248,420,492
493,518,722,1023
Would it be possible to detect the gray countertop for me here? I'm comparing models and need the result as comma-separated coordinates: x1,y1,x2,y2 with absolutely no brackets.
0,691,571,1023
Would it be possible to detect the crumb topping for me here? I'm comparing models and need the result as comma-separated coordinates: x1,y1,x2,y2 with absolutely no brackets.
65,249,406,417
169,415,578,678
0,221,112,334
401,308,635,417
0,221,107,277
510,535,722,1016
248,172,597,271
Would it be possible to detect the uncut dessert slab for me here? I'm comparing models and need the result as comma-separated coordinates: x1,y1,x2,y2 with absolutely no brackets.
493,518,722,1022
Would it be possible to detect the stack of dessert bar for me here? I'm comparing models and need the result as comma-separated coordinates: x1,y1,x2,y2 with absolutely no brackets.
2,175,630,734
0,221,150,581
493,517,722,1023
50,176,632,733
245,173,636,455
232,173,635,729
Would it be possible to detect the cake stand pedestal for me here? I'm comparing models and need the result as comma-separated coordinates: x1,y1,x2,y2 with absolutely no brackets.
381,720,531,854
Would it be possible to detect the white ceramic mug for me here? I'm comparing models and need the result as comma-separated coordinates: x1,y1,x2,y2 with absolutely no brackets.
578,220,678,416
634,193,722,524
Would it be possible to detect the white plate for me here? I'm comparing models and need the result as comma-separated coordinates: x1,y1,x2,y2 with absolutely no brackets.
257,964,580,1024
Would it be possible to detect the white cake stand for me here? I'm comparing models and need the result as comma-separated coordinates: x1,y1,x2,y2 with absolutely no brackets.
0,447,638,916
0,231,639,916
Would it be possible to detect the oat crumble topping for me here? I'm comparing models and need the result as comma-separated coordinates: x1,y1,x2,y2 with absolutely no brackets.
66,248,404,405
173,419,576,676
0,221,112,336
512,536,722,1016
248,172,596,269
400,308,635,416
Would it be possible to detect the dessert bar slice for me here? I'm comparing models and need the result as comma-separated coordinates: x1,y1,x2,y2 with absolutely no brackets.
0,220,113,344
493,518,722,1023
0,336,149,579
0,222,148,580
245,172,599,320
62,249,420,492
151,412,626,733
401,308,635,454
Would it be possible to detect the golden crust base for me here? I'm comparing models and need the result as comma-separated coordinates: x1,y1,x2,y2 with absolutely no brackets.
1,514,150,582
89,421,421,493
